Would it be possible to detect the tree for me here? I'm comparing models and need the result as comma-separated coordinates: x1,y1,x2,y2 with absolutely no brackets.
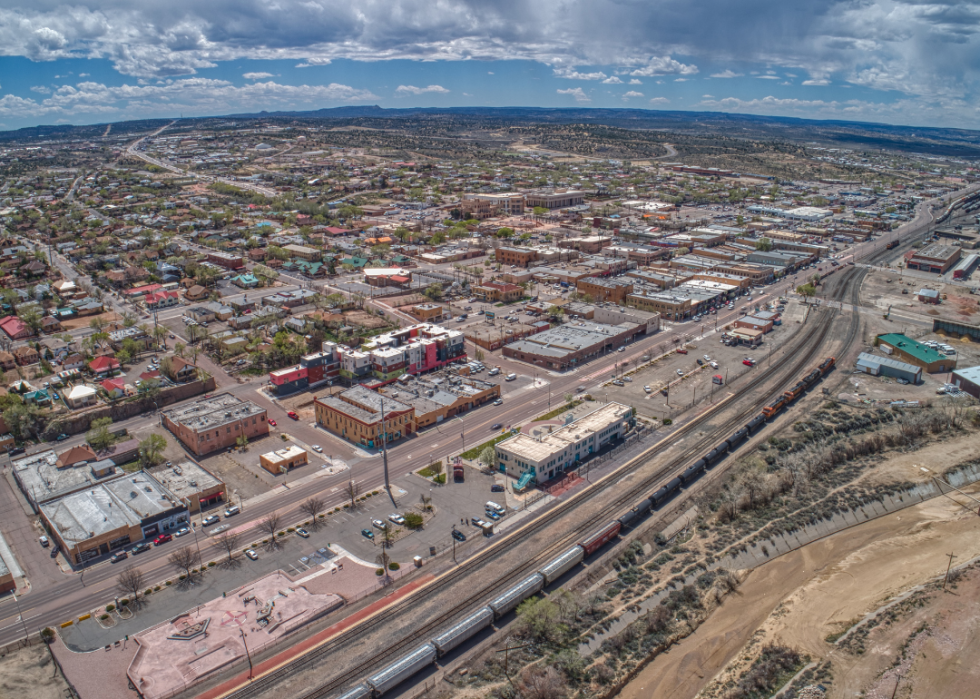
260,512,283,550
422,283,443,300
138,434,167,469
213,531,240,565
474,348,485,362
810,272,821,287
796,283,816,303
564,393,574,404
116,567,146,607
375,551,392,583
533,206,549,216
168,546,201,581
403,512,424,529
300,497,326,529
755,237,773,252
87,416,116,452
516,596,560,642
3,402,43,441
346,478,360,509
115,349,132,367
235,434,249,450
18,306,43,336
479,445,497,471
496,227,514,239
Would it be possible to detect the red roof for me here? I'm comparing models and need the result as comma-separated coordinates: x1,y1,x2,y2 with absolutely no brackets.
89,356,120,372
124,283,162,296
145,290,178,303
324,227,352,235
101,378,125,392
390,275,410,283
0,316,27,337
139,369,161,381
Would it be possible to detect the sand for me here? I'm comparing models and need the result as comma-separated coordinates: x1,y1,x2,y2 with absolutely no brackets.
0,642,72,699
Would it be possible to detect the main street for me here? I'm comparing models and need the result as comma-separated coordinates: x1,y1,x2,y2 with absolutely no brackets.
0,189,961,647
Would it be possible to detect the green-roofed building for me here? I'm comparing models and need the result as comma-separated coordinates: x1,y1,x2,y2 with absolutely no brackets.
341,257,368,269
874,333,956,373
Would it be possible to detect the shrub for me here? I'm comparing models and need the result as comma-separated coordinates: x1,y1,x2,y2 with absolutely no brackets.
434,473,447,484
375,568,384,576
154,585,161,591
178,575,186,581
287,528,295,533
663,418,673,426
389,561,400,571
165,581,172,586
119,599,129,606
208,561,215,567
372,490,379,495
105,604,115,613
145,588,153,596
100,614,110,621
404,512,424,529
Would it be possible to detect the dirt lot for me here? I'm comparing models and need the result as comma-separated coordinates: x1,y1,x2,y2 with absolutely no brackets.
343,309,391,330
619,467,980,699
0,642,72,699
59,310,121,331
862,268,980,324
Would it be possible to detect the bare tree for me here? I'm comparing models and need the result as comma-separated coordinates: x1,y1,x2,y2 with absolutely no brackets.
379,523,394,549
260,512,283,550
300,496,326,529
375,551,392,585
517,666,567,699
116,566,146,606
213,531,240,565
346,479,360,509
168,546,201,581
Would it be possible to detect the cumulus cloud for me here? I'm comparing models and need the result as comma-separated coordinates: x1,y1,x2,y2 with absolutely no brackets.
557,87,590,103
296,57,332,68
710,70,743,79
395,84,450,95
803,79,831,86
629,57,698,77
629,79,642,85
602,76,623,84
554,67,607,80
649,97,670,105
0,78,377,119
243,72,274,79
622,90,643,101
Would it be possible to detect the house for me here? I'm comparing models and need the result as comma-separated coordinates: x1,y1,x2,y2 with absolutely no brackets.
62,353,86,371
65,384,98,408
145,290,180,310
89,356,120,376
56,444,98,468
203,301,234,321
100,378,126,399
231,273,259,289
0,316,31,340
917,288,941,304
163,356,198,382
24,389,51,405
184,285,208,301
0,352,15,370
41,316,62,333
12,345,39,366
473,281,524,303
185,306,215,323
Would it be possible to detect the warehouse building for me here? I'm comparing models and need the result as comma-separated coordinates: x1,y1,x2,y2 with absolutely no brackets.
503,320,644,370
150,461,226,514
259,446,308,475
905,244,961,274
12,449,118,510
161,394,270,456
855,353,923,384
874,334,956,373
950,366,980,399
495,403,633,486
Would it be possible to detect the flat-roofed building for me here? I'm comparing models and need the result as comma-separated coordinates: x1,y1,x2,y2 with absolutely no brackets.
576,277,634,303
379,372,501,428
495,246,538,268
503,320,643,370
496,403,632,484
874,333,956,373
951,365,980,398
626,289,693,320
283,244,322,261
151,461,225,513
314,386,416,448
12,449,118,509
462,193,525,216
161,393,270,456
473,281,524,303
558,236,612,254
906,244,962,274
525,190,585,210
259,446,308,474
206,251,245,270
411,303,449,322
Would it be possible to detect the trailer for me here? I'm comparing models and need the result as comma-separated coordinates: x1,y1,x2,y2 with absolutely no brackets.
365,644,437,696
540,546,585,585
432,608,494,656
488,574,544,617
579,521,621,555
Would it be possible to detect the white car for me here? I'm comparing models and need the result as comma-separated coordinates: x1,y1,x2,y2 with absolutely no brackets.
245,549,258,560
174,527,191,537
311,445,323,453
372,519,387,530
643,386,652,393
703,355,711,361
676,369,684,376
388,514,406,525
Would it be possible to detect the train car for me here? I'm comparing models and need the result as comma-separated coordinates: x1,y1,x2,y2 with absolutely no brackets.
365,644,437,696
818,357,836,375
802,369,821,388
540,546,586,585
432,608,494,656
651,485,671,507
886,240,899,249
664,477,682,497
728,427,749,448
783,380,807,401
336,685,372,699
745,415,766,434
762,396,787,418
488,574,545,618
580,521,621,555
619,498,653,528
680,461,705,484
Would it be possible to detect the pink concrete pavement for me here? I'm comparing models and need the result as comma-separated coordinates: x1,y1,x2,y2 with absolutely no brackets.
199,573,435,699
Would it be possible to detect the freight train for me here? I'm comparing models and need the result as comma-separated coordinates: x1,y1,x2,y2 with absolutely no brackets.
334,357,836,699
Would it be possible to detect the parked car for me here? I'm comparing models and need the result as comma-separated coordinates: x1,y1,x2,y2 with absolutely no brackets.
676,348,688,354
372,519,387,530
311,445,322,453
361,528,375,540
153,534,172,545
490,484,505,492
287,411,299,420
202,515,220,526
676,369,685,376
39,535,49,547
388,514,406,525
55,433,68,441
743,359,755,366
612,380,624,386
130,542,151,555
644,386,652,393
245,549,258,560
485,510,501,521
618,347,626,352
452,529,466,542
224,505,240,517
110,551,129,563
175,527,191,537
696,358,704,366
622,376,632,382
268,419,276,426
296,528,310,538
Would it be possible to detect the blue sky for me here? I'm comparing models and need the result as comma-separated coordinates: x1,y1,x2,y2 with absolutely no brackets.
1,1,979,131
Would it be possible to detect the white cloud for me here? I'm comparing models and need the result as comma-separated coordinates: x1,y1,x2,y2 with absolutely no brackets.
554,68,608,80
630,57,698,77
674,78,689,82
710,70,743,79
757,75,781,79
296,58,331,68
30,85,50,94
702,94,714,98
395,84,450,95
602,76,623,84
629,79,642,85
649,97,670,105
803,79,830,86
243,72,274,79
488,71,494,75
622,90,643,100
557,87,591,103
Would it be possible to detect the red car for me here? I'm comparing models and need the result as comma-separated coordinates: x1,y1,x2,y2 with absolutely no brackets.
287,411,299,420
153,534,172,545
743,359,755,367
268,418,277,426
676,348,688,355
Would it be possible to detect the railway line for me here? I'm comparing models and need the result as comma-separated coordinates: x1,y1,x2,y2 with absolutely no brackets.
221,266,868,699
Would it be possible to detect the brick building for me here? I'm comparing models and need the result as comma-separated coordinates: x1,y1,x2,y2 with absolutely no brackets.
905,244,962,274
161,394,270,456
576,277,634,303
314,386,416,448
473,281,524,303
495,246,538,268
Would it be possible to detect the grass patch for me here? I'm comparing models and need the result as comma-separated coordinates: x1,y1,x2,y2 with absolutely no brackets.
460,432,513,460
536,400,583,421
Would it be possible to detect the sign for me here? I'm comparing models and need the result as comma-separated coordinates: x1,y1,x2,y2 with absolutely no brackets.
485,311,495,320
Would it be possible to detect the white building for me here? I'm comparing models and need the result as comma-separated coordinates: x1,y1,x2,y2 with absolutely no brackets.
495,403,632,484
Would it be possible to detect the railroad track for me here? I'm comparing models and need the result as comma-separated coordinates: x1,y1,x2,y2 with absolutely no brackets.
226,272,867,699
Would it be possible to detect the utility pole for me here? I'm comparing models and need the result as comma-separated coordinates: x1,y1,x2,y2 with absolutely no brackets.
240,629,253,679
943,552,957,591
379,394,390,491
